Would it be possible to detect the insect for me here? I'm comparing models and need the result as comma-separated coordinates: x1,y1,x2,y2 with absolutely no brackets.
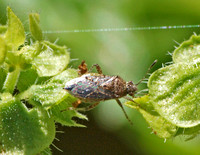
64,60,157,124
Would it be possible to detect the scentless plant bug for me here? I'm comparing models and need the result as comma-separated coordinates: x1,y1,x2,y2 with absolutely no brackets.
64,60,157,124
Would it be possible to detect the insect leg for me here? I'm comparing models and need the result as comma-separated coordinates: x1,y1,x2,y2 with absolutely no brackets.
72,99,82,108
61,100,82,111
115,99,133,125
123,96,134,102
78,60,88,75
123,96,140,107
89,64,103,74
76,102,100,111
135,89,149,96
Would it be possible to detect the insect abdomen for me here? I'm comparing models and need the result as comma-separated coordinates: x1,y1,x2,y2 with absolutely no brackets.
64,74,115,102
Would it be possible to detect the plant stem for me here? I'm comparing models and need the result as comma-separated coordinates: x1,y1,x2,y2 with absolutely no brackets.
3,66,20,94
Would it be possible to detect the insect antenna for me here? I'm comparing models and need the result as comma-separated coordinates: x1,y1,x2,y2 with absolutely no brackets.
136,60,157,86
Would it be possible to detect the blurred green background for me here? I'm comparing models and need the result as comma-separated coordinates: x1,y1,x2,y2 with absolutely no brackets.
1,0,200,154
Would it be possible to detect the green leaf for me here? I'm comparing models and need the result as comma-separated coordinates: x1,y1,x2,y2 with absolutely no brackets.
17,69,38,92
4,7,25,50
148,61,200,128
125,95,177,139
18,45,37,62
39,147,52,155
0,93,55,155
0,36,6,65
19,69,87,126
50,95,87,127
21,69,78,108
0,68,7,93
29,13,43,41
32,41,70,77
0,25,7,34
16,42,41,70
173,35,200,63
2,67,21,94
175,125,200,141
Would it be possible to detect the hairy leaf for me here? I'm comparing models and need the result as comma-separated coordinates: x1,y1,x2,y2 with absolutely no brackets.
175,125,200,141
0,25,7,34
29,13,43,41
0,68,7,93
50,95,87,127
0,93,55,155
32,41,70,77
173,35,200,63
17,69,38,92
148,61,200,127
39,147,52,155
21,69,78,107
125,95,177,139
19,69,86,126
0,36,6,65
4,7,25,50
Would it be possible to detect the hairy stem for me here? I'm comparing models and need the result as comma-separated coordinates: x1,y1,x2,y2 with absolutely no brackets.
3,66,20,94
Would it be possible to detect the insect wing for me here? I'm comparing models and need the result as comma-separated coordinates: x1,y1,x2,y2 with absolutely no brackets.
64,74,115,101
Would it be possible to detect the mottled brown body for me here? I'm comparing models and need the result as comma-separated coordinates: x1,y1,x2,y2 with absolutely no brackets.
99,75,127,98
70,73,135,103
64,61,140,124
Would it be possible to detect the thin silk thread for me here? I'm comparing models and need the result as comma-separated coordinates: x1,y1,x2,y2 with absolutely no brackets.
42,24,200,34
